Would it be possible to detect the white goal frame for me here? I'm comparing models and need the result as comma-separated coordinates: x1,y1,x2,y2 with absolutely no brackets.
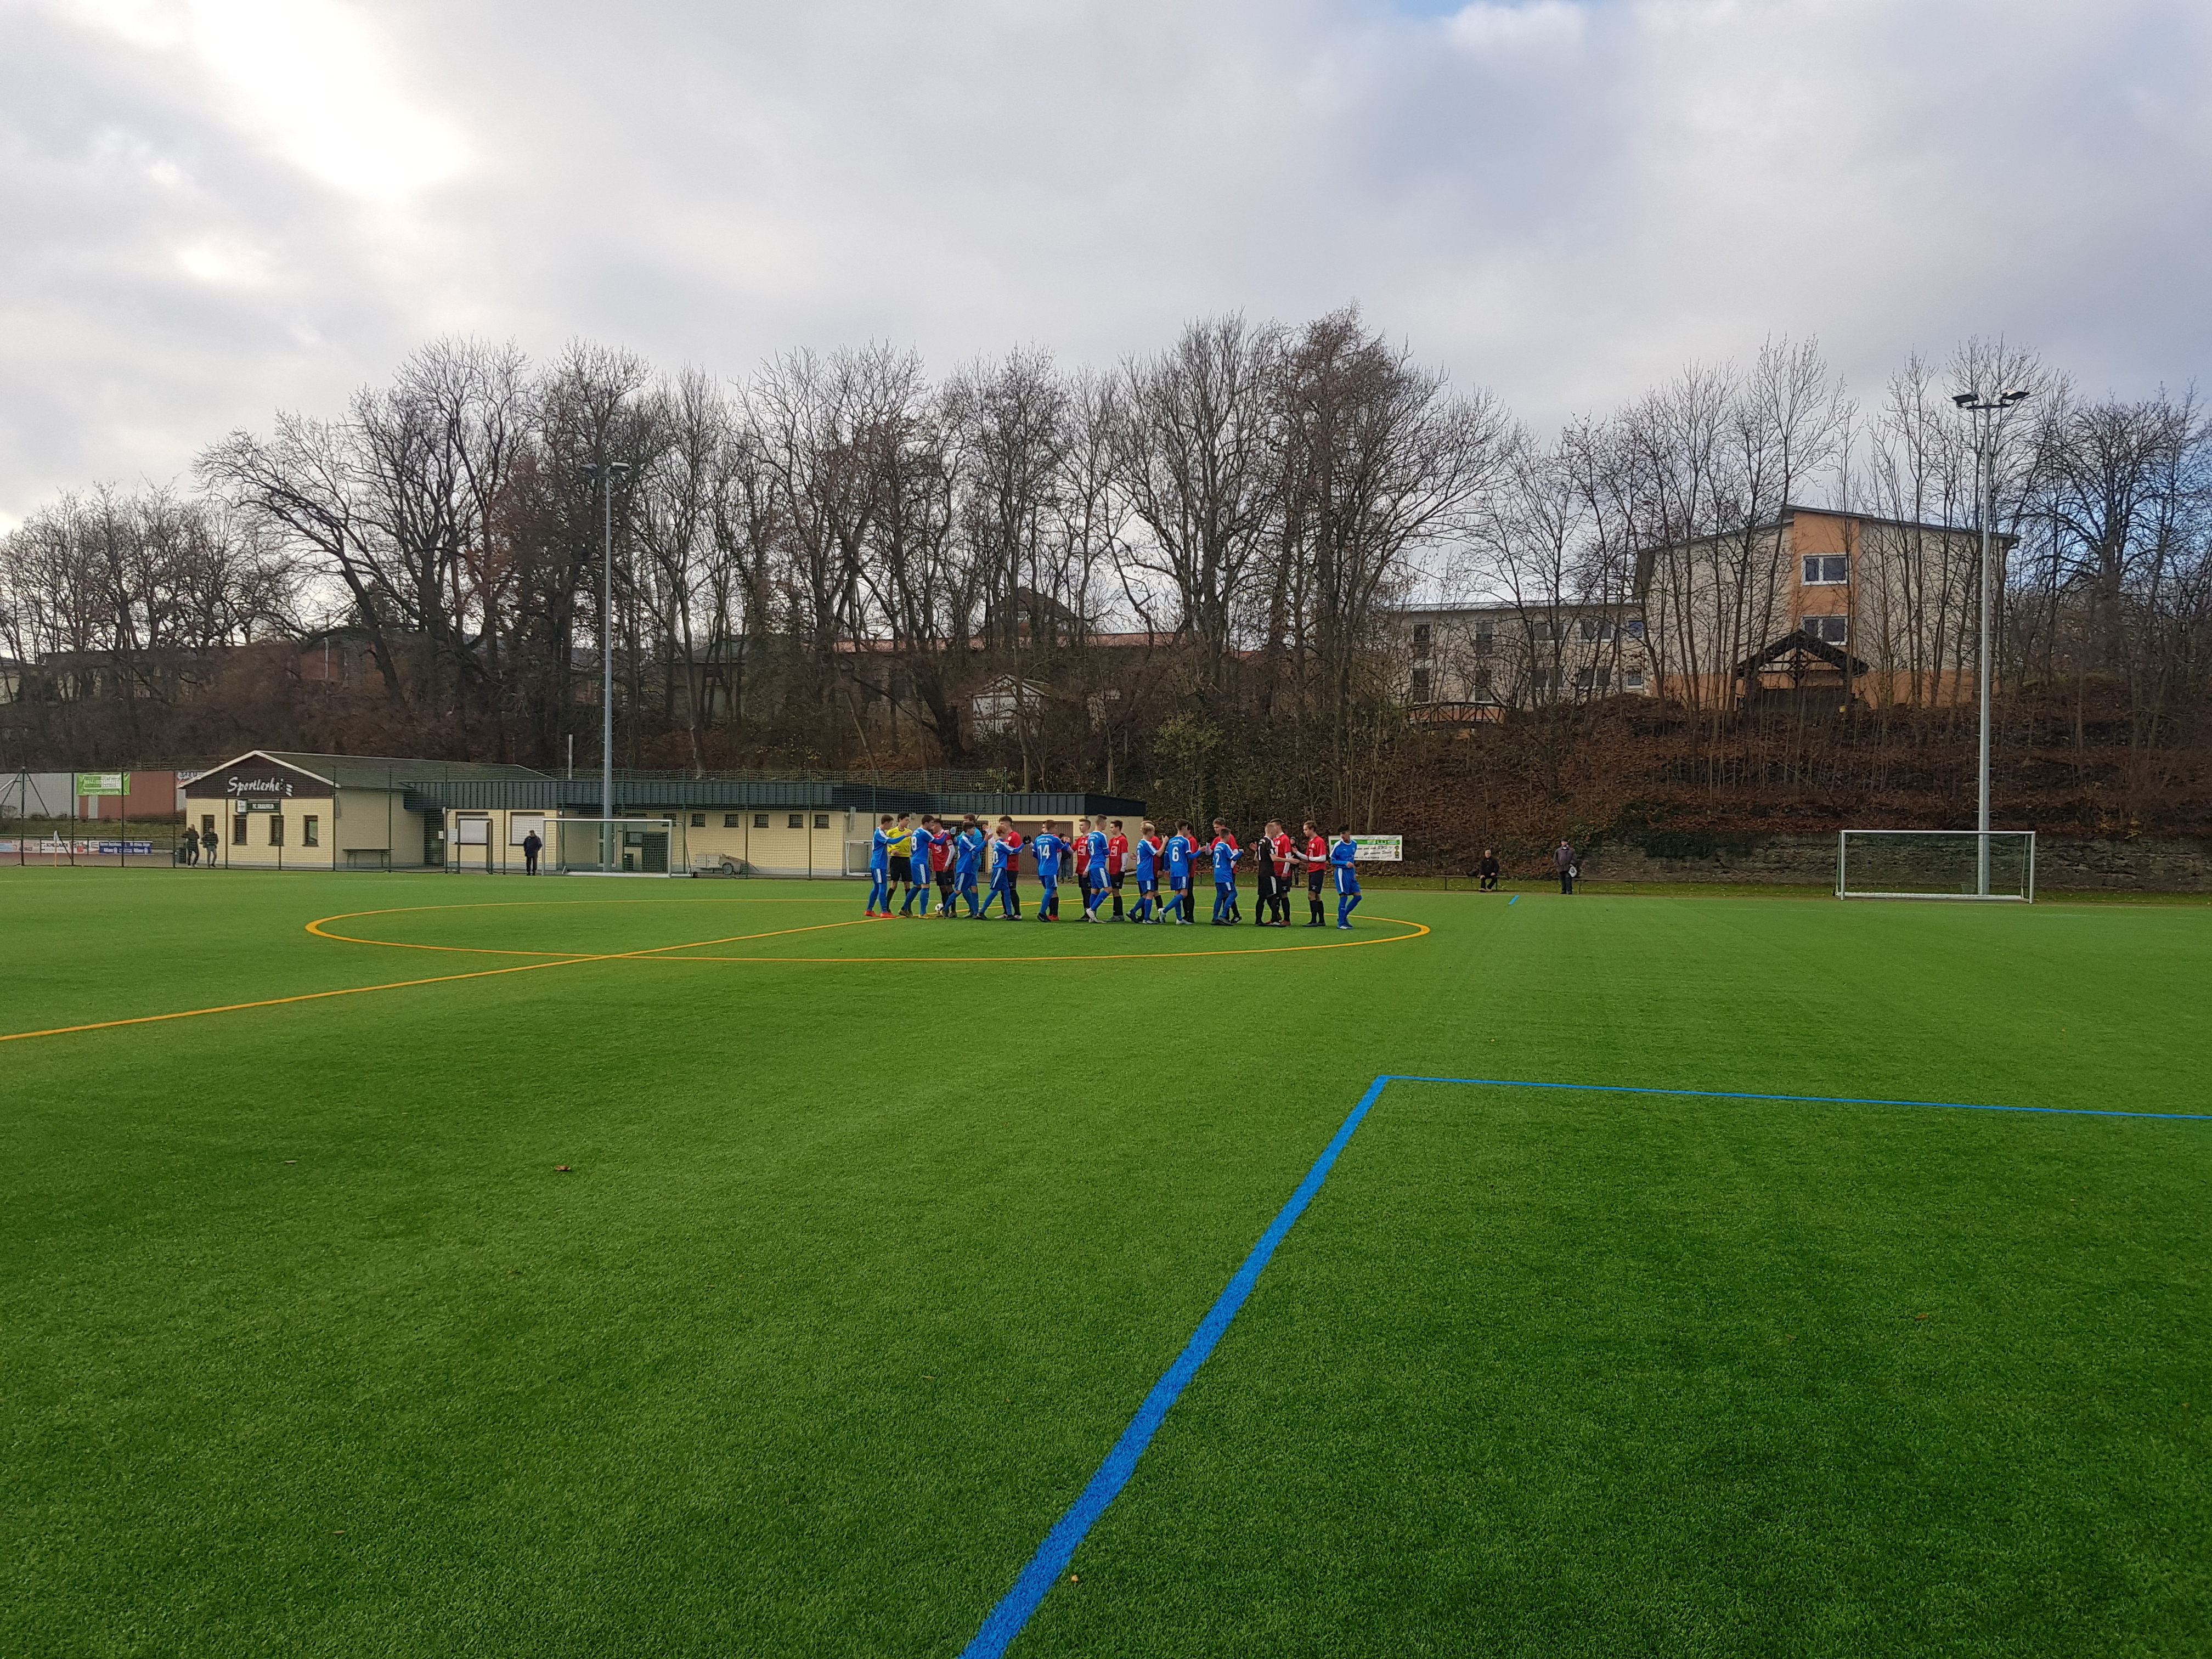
552,817,686,877
1836,830,2035,903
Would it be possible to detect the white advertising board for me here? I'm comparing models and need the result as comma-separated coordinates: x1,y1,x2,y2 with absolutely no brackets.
1351,835,1402,862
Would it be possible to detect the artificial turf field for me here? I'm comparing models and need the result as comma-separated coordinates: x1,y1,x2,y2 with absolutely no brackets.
3,869,2207,1658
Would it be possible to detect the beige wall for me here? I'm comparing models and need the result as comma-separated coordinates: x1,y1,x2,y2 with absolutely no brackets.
429,806,863,876
183,786,428,870
188,793,336,870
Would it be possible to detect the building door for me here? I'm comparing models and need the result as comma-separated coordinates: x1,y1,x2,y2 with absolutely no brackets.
640,832,669,874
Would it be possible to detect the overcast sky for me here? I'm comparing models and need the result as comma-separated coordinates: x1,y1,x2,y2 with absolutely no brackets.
3,0,2207,523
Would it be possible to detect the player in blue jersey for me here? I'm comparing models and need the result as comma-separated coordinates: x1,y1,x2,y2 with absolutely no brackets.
865,814,895,915
982,818,1023,918
1129,821,1161,922
900,820,938,916
1330,827,1363,928
1081,820,1112,921
950,816,985,917
1207,823,1244,924
1031,820,1066,920
1163,821,1197,924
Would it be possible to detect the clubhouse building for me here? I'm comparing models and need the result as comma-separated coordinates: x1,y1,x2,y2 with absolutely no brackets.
182,751,1143,877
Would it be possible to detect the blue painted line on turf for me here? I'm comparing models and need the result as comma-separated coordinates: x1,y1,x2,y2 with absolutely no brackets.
1388,1074,2212,1122
958,1075,1392,1658
960,1072,2206,1655
1508,894,1517,905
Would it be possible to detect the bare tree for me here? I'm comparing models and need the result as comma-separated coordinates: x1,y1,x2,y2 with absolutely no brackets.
1114,314,1283,699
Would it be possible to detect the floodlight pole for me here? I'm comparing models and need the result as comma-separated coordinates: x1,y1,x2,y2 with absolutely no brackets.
591,458,632,871
1953,388,2029,898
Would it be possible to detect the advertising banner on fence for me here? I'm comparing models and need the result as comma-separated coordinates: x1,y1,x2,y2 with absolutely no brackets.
75,771,128,797
3,838,155,856
1350,836,1403,861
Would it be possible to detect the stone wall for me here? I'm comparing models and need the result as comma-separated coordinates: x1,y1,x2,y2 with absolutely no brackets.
1573,835,2212,893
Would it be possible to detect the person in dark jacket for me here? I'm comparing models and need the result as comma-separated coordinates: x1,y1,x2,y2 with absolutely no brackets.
1476,848,1500,891
179,825,199,866
1554,839,1576,894
522,830,543,875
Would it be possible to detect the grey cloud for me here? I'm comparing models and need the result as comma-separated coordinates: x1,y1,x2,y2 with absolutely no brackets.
3,0,2209,522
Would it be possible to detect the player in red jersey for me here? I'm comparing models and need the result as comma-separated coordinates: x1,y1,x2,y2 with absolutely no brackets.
1264,819,1297,925
1301,819,1329,926
1105,819,1130,920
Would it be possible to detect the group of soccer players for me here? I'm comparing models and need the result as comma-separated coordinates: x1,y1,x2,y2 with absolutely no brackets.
864,812,1366,929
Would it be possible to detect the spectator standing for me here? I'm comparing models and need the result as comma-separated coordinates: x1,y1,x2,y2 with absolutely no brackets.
179,825,199,867
1554,839,1576,894
522,829,543,875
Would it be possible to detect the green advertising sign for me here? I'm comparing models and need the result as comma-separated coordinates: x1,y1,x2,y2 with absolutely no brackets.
75,771,128,797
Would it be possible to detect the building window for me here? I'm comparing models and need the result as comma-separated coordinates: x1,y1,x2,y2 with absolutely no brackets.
303,815,319,847
1473,667,1493,692
814,814,831,829
1624,618,1646,637
1624,671,1646,691
690,812,705,827
268,814,284,846
1410,668,1432,702
1803,555,1849,585
1573,667,1612,693
1579,618,1617,642
1412,623,1432,657
787,814,804,829
754,813,769,828
202,814,216,836
1474,618,1496,643
232,814,247,845
725,814,742,828
1803,614,1849,643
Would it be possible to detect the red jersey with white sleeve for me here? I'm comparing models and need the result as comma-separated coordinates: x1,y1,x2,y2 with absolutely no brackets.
1107,832,1128,875
1303,833,1328,871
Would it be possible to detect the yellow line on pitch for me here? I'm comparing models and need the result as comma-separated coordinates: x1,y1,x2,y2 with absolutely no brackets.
309,899,1431,964
0,956,590,1045
0,913,876,1046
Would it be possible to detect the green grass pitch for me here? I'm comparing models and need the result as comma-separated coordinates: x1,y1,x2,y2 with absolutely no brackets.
3,868,2207,1657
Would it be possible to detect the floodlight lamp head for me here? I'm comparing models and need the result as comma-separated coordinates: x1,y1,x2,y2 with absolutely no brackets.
2000,388,2030,405
1951,392,1979,409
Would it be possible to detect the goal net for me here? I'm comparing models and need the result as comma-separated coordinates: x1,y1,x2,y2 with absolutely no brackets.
552,817,685,876
1836,830,2035,902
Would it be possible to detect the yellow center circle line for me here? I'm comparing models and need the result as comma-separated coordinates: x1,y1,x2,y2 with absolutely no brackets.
304,901,1431,962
